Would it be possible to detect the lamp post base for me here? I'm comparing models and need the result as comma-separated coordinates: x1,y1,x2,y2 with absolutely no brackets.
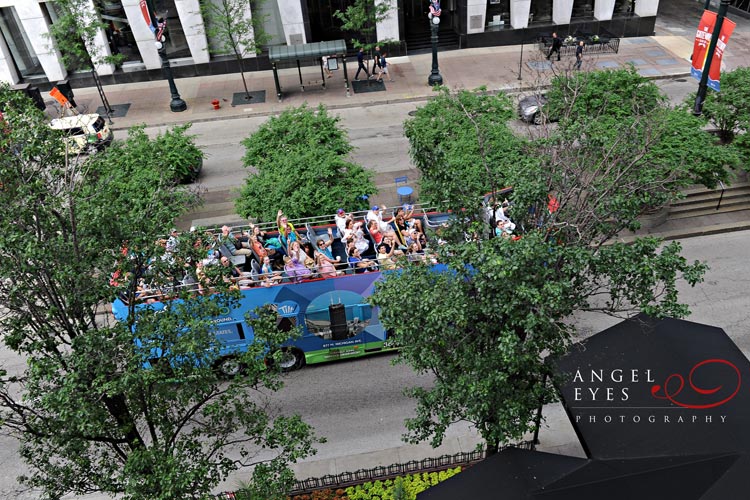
170,97,187,112
428,71,443,86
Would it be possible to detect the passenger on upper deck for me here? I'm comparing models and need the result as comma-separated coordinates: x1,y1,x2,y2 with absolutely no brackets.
277,210,302,241
284,256,312,282
376,243,397,270
316,252,338,278
396,206,424,235
367,220,383,245
366,205,392,233
218,225,253,256
347,246,377,273
335,208,351,237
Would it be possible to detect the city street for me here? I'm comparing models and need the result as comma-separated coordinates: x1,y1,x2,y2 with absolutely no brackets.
117,76,699,217
1,229,748,499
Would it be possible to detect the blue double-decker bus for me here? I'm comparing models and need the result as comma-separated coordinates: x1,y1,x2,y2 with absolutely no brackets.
111,270,392,372
111,204,459,372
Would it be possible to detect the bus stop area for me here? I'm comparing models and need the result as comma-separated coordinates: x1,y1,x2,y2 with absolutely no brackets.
269,40,350,102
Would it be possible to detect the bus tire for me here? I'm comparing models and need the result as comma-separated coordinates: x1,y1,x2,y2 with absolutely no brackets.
215,356,244,378
278,348,305,372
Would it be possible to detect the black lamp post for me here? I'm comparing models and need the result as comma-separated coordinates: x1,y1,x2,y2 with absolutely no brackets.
156,38,187,112
693,0,730,116
428,15,443,86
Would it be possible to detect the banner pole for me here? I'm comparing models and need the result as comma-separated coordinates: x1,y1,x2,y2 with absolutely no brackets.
693,0,730,116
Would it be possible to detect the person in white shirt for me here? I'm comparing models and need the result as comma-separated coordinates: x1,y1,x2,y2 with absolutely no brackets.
366,205,392,233
335,208,350,238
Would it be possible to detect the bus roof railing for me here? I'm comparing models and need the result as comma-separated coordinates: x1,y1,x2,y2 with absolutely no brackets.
200,201,440,235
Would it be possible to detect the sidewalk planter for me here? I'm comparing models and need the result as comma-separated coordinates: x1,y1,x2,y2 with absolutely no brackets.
638,205,669,230
287,468,462,500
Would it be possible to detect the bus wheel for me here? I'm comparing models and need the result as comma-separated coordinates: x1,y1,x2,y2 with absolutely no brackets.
216,356,244,378
278,348,305,372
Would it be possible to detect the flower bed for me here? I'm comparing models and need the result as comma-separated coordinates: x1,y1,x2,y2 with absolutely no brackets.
288,467,462,500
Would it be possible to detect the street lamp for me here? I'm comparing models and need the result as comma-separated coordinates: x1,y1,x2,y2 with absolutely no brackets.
428,15,443,86
155,37,187,113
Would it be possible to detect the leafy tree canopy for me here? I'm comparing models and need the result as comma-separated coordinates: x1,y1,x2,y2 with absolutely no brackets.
334,0,395,53
200,0,271,98
237,104,376,221
0,84,319,500
688,66,750,143
545,66,665,125
403,87,531,213
375,77,716,454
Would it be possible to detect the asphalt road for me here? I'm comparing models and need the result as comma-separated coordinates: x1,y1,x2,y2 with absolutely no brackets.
114,76,698,195
2,229,748,499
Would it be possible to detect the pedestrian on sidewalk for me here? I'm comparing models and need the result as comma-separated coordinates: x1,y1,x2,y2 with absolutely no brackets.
355,48,370,80
546,32,562,61
574,40,584,70
377,51,393,82
370,45,382,79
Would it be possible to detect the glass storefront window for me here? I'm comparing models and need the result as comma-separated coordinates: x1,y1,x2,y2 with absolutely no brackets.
486,0,510,30
0,7,44,78
151,0,191,58
529,0,552,25
614,0,634,14
571,0,594,19
95,0,143,63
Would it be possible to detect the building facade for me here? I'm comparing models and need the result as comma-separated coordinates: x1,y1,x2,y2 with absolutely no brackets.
0,0,669,89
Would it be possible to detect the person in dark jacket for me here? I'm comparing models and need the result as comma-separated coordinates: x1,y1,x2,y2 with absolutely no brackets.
575,40,584,70
355,47,370,80
547,32,562,61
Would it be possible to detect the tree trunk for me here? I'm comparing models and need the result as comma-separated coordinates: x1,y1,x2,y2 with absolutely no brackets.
485,441,499,457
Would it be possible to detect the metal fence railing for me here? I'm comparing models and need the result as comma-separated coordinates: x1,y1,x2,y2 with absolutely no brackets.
212,441,535,499
537,29,621,56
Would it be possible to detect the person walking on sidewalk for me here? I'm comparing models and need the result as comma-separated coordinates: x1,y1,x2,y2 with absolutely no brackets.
370,45,382,79
355,48,370,80
377,51,393,82
574,40,584,70
546,32,562,61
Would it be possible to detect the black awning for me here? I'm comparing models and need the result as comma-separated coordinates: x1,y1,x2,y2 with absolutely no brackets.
417,447,740,500
553,313,750,498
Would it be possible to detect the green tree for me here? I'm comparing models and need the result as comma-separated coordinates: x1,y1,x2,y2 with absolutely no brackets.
0,85,320,500
403,87,529,213
545,66,665,125
688,66,750,144
200,0,271,101
334,0,395,66
46,0,124,116
371,80,723,456
236,104,377,221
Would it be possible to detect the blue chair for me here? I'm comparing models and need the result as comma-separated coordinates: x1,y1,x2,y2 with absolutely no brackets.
395,176,413,203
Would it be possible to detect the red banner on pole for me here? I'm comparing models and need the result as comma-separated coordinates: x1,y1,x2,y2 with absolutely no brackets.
707,17,736,91
691,10,716,84
139,0,156,34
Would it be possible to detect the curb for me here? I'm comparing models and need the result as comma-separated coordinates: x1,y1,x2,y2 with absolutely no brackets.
615,221,750,244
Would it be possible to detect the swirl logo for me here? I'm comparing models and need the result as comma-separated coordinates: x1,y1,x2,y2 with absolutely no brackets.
651,359,741,409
